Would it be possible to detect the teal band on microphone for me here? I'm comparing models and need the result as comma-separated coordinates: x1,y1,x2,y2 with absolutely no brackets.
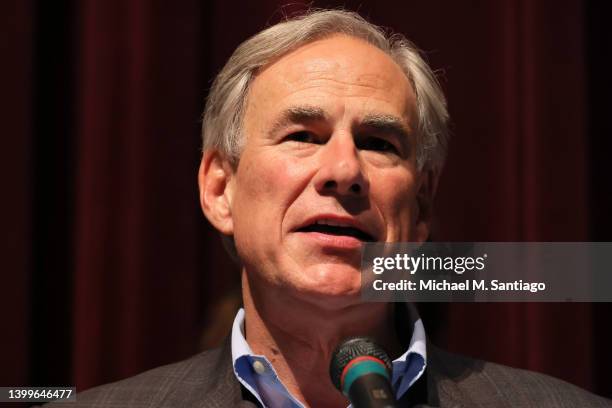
342,359,390,396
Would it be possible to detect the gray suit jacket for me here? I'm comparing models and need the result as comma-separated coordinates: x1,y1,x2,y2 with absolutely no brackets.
45,338,611,407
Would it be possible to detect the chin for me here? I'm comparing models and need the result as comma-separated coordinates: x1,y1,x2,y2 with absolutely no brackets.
290,265,363,302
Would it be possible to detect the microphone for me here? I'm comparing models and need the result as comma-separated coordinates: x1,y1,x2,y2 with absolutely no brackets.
330,337,399,408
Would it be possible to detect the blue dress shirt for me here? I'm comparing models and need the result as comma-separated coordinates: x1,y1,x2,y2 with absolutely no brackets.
230,307,427,407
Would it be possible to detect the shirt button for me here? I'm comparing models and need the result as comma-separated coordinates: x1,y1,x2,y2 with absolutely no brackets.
252,360,266,374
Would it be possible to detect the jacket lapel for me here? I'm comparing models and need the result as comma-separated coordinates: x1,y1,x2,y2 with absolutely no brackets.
203,336,256,407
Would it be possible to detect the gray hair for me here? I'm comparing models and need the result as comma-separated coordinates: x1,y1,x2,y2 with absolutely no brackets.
202,9,449,170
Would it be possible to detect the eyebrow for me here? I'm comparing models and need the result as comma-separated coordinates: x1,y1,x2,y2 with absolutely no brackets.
269,106,412,142
359,114,412,141
270,105,328,134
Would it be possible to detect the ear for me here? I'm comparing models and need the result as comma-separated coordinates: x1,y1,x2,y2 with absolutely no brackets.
414,167,440,243
198,150,235,235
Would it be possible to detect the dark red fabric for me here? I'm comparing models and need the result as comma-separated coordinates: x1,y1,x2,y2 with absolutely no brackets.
3,0,611,398
1,0,33,388
72,0,204,387
427,0,594,391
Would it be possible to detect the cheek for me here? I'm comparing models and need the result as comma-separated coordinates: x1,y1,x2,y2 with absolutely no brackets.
377,172,419,240
235,152,307,205
231,152,312,244
235,158,276,204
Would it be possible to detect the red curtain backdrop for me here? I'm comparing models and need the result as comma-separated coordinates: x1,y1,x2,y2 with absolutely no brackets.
1,0,33,390
3,0,611,398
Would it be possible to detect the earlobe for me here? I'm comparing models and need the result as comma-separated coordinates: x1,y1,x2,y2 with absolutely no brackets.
198,150,235,235
414,168,440,243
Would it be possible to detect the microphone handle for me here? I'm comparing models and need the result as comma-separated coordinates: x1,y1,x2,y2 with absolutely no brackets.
348,373,399,408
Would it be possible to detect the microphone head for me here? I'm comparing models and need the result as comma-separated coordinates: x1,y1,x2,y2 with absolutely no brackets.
329,337,393,393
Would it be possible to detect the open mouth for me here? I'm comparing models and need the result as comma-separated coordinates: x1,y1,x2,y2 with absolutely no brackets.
297,223,375,242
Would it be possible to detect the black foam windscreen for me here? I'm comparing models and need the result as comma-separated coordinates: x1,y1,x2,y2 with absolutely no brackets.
329,337,393,391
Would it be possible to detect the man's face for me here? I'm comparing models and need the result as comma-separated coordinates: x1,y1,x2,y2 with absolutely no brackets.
220,35,432,305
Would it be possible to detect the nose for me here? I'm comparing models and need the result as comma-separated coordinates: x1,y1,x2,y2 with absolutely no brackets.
313,134,369,197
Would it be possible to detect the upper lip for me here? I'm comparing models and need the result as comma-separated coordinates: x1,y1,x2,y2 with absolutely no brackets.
294,214,378,242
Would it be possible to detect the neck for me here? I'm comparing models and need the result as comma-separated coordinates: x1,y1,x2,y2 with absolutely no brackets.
241,270,402,408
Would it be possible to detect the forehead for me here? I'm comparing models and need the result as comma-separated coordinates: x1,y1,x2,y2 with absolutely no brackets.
245,35,416,127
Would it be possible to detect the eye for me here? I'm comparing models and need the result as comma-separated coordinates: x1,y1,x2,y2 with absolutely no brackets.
358,137,400,154
284,131,318,144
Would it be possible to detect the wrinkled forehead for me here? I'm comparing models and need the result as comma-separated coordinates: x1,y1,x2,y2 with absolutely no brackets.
244,35,417,130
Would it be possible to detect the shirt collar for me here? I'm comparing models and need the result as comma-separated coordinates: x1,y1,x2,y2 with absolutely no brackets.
231,307,253,365
231,305,427,407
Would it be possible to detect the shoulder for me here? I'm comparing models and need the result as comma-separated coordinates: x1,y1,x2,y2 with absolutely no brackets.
429,346,612,407
44,341,244,408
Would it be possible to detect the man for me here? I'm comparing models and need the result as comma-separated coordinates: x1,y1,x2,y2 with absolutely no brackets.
47,9,610,408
